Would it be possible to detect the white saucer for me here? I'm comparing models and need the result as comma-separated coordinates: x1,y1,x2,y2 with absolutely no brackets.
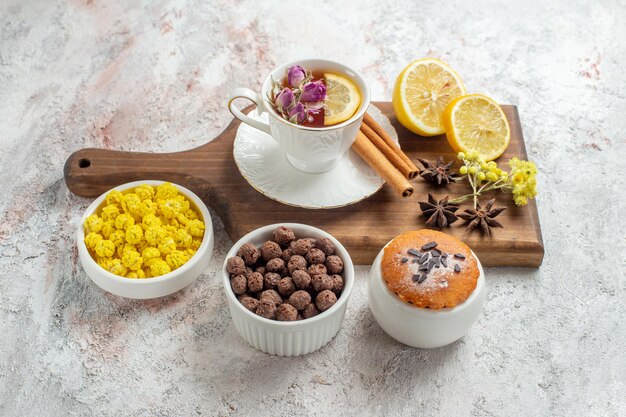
233,104,399,209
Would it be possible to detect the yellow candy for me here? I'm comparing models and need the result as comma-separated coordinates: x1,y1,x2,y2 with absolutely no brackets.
101,205,121,221
95,240,115,258
134,184,155,201
84,232,103,250
186,219,205,237
125,225,143,245
121,250,143,271
158,236,176,255
115,213,135,230
84,215,103,233
166,250,190,270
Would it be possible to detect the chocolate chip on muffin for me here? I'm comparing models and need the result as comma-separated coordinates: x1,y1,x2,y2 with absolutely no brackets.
330,274,344,294
325,255,344,275
263,272,281,290
237,243,261,266
291,269,312,290
256,299,277,319
288,290,312,310
305,248,326,265
226,256,246,275
230,274,247,295
308,263,327,277
312,274,334,292
272,226,296,248
315,237,335,256
277,277,296,297
238,295,259,312
266,258,286,273
260,289,283,305
315,290,337,312
288,255,307,274
276,303,298,321
261,241,282,262
302,302,319,319
291,238,315,256
247,271,264,293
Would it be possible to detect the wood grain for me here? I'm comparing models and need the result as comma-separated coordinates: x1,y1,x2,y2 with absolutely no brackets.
64,102,544,266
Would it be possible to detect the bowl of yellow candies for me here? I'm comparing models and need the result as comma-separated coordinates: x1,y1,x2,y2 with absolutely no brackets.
77,180,214,299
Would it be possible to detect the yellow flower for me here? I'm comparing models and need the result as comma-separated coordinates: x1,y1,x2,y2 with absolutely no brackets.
142,247,161,261
142,213,162,229
457,152,466,160
109,230,126,248
166,250,190,270
134,184,155,201
115,213,135,231
121,193,142,216
172,229,192,248
155,182,178,200
186,248,197,257
486,172,499,182
508,158,538,206
145,226,166,245
105,190,124,207
84,214,103,233
84,232,103,251
149,259,172,276
190,238,202,251
137,199,156,217
159,198,185,219
101,205,120,222
100,220,115,239
459,166,468,175
121,250,143,271
468,167,477,175
126,269,146,279
186,219,205,237
185,209,199,221
158,236,176,255
116,243,137,258
105,258,127,276
477,172,486,181
95,239,116,258
125,224,144,244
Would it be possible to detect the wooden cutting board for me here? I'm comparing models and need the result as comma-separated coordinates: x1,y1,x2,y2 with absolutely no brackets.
64,102,544,266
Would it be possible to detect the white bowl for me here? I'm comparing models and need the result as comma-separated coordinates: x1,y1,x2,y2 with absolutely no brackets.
368,245,486,348
77,180,214,299
222,223,355,356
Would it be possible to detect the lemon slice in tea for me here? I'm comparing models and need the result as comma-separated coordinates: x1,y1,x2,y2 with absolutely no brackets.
323,73,361,126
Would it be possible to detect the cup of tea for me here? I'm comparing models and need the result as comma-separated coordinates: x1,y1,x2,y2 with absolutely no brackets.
228,59,371,174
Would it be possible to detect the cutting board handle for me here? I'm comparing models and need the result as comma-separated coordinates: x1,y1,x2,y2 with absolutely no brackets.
63,147,208,198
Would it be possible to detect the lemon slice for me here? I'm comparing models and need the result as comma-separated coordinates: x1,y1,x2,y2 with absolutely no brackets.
324,73,361,126
392,58,466,136
443,94,510,161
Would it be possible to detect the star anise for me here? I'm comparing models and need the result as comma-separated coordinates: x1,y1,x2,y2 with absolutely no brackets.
417,157,459,185
458,198,506,236
418,194,459,228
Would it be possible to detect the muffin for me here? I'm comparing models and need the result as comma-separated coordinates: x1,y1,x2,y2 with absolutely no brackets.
381,229,479,309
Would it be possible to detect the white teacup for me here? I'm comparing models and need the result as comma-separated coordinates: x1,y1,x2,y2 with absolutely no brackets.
228,59,371,174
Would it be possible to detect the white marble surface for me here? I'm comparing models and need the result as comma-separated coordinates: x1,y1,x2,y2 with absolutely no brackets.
1,0,625,416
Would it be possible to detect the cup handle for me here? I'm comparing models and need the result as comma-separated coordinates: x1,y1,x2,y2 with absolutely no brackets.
228,87,271,135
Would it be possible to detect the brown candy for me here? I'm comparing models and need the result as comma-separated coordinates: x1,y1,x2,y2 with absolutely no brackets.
330,274,344,294
237,243,261,266
238,295,259,312
315,290,337,312
277,277,296,297
308,264,327,277
255,266,266,275
291,269,311,290
315,237,335,256
260,241,282,262
272,226,296,248
312,274,334,292
291,238,315,256
325,255,344,275
288,255,307,274
305,248,326,265
266,258,286,273
230,274,247,295
276,303,298,321
302,302,319,319
256,299,277,319
260,289,283,305
281,248,294,262
263,272,281,290
288,290,312,310
247,271,264,293
226,256,246,275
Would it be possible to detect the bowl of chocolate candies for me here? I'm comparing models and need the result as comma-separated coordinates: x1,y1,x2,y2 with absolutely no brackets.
222,223,354,356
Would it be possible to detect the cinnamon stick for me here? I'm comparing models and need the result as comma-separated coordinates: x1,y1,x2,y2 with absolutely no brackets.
360,123,418,180
352,131,414,197
363,112,419,178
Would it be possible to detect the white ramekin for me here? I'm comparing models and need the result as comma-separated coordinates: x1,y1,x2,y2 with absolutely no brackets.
222,223,354,356
77,180,214,299
368,245,486,348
